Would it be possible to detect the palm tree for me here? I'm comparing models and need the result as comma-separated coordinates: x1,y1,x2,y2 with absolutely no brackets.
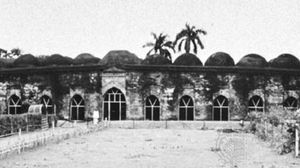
0,48,21,59
143,33,175,61
174,24,207,54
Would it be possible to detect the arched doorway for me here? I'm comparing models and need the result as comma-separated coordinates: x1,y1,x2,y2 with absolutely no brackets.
8,94,22,114
103,87,126,120
145,95,160,120
179,95,194,120
70,94,85,120
40,95,53,115
283,96,298,110
213,95,229,121
248,95,264,112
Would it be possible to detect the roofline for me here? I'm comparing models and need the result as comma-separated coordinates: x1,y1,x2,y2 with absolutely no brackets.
0,64,299,75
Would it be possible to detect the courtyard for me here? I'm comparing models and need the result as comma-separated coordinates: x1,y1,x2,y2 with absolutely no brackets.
0,127,300,168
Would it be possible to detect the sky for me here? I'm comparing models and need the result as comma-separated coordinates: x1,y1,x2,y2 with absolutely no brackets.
0,0,299,63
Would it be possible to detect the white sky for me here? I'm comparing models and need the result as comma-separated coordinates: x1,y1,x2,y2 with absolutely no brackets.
0,0,299,63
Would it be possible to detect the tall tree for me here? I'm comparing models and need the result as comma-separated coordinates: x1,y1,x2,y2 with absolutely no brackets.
143,33,175,61
174,24,207,54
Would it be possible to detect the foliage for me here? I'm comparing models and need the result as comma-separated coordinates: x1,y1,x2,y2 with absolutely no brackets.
0,114,42,135
138,72,157,98
174,24,207,54
281,75,300,90
247,109,300,155
0,48,21,59
162,73,194,111
202,72,227,100
143,33,175,62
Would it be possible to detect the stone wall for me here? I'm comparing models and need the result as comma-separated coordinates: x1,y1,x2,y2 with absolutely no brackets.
0,67,299,121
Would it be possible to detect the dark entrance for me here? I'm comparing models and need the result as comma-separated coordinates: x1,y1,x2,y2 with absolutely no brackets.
70,94,85,120
179,95,194,120
103,87,126,120
145,95,160,120
248,95,264,112
283,96,298,110
40,95,53,115
8,94,22,114
213,95,229,121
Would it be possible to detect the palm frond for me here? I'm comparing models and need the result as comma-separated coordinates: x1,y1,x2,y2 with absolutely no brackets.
195,36,204,49
143,42,155,48
151,32,158,40
163,41,175,53
174,30,188,45
178,38,185,52
196,29,207,35
146,48,154,56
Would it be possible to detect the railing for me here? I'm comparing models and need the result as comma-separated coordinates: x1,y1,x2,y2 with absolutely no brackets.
0,120,104,159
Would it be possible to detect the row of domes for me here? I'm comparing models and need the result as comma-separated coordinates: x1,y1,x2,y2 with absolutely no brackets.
1,50,299,69
144,52,300,69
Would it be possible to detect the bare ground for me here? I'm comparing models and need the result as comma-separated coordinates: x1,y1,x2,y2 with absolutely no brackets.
0,128,300,168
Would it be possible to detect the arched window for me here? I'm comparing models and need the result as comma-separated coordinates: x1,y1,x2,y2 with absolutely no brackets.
104,87,126,120
40,95,53,115
179,95,194,120
8,94,22,114
283,97,298,110
70,94,85,120
213,95,229,121
145,95,160,120
248,95,264,112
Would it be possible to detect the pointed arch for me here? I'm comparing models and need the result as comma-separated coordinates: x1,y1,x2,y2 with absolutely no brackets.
248,95,264,112
283,96,298,110
103,87,126,120
70,94,85,120
8,94,22,114
213,95,229,121
179,95,194,120
145,95,160,120
40,95,53,115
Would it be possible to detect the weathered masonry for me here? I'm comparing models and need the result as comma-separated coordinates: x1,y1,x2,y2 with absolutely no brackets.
0,50,300,121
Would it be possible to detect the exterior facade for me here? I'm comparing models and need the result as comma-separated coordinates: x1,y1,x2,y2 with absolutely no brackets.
0,51,299,121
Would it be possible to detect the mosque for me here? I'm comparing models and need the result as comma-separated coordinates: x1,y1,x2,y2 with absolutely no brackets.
0,50,299,121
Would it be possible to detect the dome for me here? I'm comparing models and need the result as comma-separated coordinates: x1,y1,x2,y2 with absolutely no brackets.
205,52,234,66
142,54,172,65
44,54,73,65
173,53,202,66
13,54,39,67
74,53,101,65
269,54,300,69
101,50,141,65
236,54,268,67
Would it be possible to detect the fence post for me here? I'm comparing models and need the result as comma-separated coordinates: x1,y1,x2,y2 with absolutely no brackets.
296,124,299,157
10,116,13,134
52,120,55,133
18,128,21,154
165,119,168,129
26,114,29,132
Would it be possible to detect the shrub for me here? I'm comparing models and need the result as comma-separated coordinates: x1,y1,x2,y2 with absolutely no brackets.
0,114,45,135
247,108,300,155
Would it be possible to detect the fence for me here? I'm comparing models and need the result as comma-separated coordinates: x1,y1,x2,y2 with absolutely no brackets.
0,120,104,159
0,114,57,138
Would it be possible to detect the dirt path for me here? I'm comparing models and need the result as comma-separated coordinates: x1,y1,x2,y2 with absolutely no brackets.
0,129,299,168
